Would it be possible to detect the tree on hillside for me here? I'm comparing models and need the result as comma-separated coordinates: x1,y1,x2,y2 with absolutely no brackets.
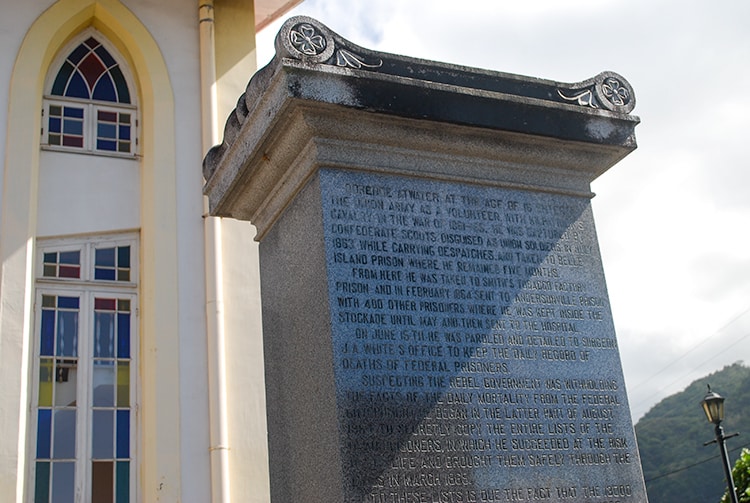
636,362,750,502
721,448,750,503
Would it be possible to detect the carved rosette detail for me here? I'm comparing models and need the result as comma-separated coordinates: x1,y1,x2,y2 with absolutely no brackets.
280,17,383,70
600,77,630,107
558,72,635,114
289,23,327,56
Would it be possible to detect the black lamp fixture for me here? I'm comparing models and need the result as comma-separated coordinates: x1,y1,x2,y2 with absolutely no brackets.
702,386,726,424
701,385,740,503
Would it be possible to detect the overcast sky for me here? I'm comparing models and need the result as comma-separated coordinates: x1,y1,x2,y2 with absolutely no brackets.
256,0,750,422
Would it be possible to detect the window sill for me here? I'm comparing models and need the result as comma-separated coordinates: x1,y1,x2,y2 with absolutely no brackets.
41,145,140,160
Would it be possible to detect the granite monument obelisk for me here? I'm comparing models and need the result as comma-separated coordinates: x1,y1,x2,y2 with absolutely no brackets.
204,16,646,503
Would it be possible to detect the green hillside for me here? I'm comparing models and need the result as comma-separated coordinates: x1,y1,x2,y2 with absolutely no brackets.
635,362,750,502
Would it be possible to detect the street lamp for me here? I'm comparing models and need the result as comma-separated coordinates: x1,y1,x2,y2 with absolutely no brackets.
701,385,740,503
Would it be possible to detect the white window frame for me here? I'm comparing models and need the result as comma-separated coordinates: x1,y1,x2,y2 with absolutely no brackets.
28,234,139,503
41,98,138,158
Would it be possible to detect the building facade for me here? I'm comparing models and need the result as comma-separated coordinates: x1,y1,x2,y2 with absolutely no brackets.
0,1,299,501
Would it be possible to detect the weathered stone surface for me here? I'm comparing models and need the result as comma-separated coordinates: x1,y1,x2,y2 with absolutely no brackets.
204,16,645,503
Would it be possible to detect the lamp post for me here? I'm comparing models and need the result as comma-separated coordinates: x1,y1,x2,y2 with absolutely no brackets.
701,385,740,503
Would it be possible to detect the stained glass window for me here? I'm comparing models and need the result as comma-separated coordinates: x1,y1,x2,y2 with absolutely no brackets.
33,237,136,502
51,37,130,104
91,297,131,502
34,294,79,503
44,34,136,155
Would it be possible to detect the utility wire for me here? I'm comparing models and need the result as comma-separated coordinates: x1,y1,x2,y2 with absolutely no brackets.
634,329,750,414
630,305,750,393
644,442,750,483
629,304,750,415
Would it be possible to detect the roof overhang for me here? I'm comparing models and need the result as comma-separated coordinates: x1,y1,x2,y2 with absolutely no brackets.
255,0,305,32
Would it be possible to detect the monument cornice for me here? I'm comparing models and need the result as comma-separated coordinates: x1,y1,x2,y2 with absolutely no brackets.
203,16,640,238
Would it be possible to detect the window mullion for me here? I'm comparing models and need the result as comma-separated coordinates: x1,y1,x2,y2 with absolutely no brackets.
87,103,94,152
78,292,93,503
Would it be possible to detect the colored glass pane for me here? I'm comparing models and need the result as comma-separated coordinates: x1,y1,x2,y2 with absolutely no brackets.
96,267,117,280
56,311,78,357
58,265,80,278
92,462,114,503
36,409,52,458
79,53,106,91
34,462,50,503
52,410,76,459
93,362,115,406
116,267,130,280
68,44,89,64
95,317,115,358
117,313,130,358
48,134,61,146
95,298,117,311
62,136,83,148
42,295,55,308
63,107,83,119
95,45,116,68
38,359,54,407
116,411,129,458
92,410,114,459
62,119,83,136
99,110,117,122
84,37,98,49
98,139,117,151
93,76,117,102
98,122,117,138
110,67,130,104
57,296,79,309
48,117,61,133
96,248,116,267
51,462,75,503
66,71,89,99
116,461,129,503
40,309,55,356
59,251,79,264
95,268,117,280
118,125,131,141
117,362,129,407
51,62,74,96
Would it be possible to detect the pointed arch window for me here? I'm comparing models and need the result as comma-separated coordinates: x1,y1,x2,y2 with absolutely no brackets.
43,35,137,155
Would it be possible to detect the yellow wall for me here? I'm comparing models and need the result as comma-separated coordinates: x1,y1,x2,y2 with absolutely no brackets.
0,0,180,501
213,2,273,500
1,0,274,501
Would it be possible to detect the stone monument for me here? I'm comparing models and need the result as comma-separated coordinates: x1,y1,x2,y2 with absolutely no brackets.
204,16,646,503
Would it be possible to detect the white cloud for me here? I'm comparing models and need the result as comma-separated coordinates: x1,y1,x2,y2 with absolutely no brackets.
258,0,750,420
